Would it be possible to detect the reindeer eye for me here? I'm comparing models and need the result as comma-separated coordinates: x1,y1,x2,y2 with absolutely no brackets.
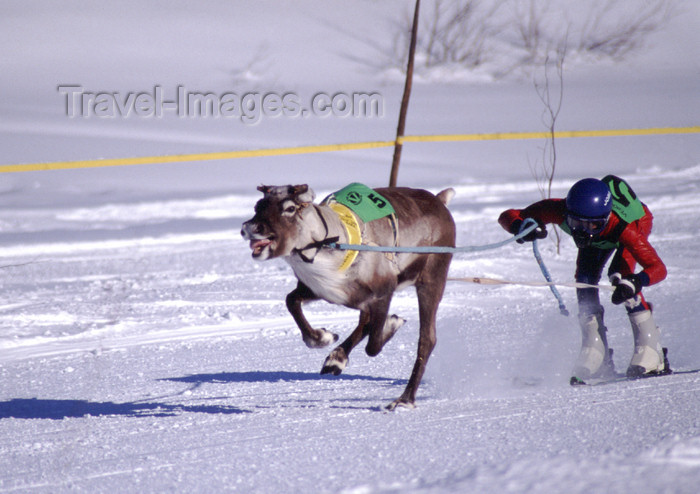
280,199,299,216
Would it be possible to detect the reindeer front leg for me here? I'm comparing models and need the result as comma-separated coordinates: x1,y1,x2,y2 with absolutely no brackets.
286,282,339,349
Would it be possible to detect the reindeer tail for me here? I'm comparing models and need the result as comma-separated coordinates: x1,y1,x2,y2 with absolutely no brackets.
437,188,455,205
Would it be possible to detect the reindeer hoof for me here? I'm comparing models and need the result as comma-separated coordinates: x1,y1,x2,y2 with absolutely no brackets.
383,315,406,340
386,399,416,412
321,348,348,375
302,329,339,349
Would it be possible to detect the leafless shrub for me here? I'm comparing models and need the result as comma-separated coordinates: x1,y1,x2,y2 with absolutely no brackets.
509,0,552,66
420,0,503,68
576,0,673,60
387,0,504,74
382,0,673,78
507,0,672,73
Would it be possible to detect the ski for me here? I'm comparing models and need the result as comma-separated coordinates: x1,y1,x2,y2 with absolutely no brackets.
570,371,663,387
570,347,678,386
570,367,700,387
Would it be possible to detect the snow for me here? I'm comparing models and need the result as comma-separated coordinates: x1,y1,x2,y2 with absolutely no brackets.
1,1,699,492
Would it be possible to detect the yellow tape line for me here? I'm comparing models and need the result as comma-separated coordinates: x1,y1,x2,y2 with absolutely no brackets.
1,126,698,173
398,126,700,143
0,141,395,173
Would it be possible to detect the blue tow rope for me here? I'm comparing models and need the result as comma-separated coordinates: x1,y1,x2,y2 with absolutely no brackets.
327,218,569,316
522,220,570,317
328,220,539,254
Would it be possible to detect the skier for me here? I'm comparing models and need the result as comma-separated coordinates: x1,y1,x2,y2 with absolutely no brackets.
498,176,669,381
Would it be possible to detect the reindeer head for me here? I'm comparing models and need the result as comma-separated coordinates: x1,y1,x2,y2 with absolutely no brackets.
241,184,317,260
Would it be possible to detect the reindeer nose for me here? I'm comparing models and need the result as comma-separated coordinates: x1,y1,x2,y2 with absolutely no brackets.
241,221,251,238
241,221,262,239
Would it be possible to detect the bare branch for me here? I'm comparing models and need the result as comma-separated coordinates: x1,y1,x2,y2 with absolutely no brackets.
372,0,673,79
533,44,567,253
578,0,672,60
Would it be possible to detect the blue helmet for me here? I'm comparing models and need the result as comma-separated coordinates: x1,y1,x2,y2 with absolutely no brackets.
566,178,612,247
566,178,612,219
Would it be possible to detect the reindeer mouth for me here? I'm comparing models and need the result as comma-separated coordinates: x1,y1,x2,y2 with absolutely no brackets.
249,237,274,258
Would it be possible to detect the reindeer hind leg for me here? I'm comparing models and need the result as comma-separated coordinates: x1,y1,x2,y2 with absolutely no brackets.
388,254,450,410
321,311,371,375
365,296,401,357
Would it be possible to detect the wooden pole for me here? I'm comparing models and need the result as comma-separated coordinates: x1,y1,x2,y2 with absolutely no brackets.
389,0,420,187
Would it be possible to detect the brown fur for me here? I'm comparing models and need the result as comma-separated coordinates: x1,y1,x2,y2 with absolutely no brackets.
241,184,455,409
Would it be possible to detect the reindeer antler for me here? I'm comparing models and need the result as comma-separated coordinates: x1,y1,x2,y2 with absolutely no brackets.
292,184,315,204
289,184,308,196
257,184,314,203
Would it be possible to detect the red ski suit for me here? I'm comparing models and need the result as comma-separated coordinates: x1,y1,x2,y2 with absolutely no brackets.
498,198,666,290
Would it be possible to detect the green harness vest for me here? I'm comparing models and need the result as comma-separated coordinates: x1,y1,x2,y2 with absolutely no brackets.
560,175,645,250
328,183,395,222
320,183,398,270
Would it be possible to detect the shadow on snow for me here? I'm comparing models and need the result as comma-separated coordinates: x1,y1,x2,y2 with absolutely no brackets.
0,397,249,420
161,370,406,385
0,372,408,420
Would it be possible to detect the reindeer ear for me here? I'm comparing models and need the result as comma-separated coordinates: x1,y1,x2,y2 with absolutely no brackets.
292,184,315,204
257,185,272,196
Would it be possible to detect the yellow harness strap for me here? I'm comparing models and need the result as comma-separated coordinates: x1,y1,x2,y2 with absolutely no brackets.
328,202,361,271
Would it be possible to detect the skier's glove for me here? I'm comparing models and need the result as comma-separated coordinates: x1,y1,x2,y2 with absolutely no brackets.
609,272,622,286
611,273,643,305
510,219,547,244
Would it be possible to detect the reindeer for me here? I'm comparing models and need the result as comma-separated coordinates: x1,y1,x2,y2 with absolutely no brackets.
241,184,455,410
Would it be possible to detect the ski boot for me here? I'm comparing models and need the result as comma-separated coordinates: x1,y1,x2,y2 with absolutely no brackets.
626,309,671,378
572,308,615,381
